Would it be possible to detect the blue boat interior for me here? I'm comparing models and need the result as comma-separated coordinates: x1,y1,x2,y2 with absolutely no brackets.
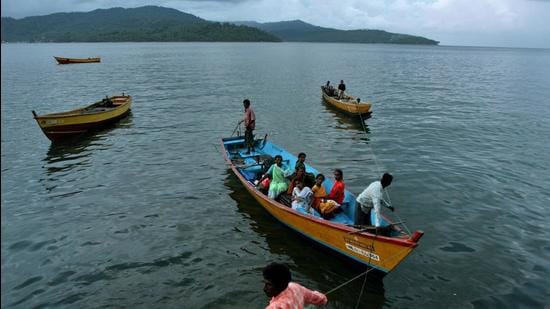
222,136,396,227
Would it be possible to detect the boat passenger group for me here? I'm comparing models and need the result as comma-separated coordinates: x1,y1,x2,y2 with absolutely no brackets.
238,99,395,231
324,80,347,99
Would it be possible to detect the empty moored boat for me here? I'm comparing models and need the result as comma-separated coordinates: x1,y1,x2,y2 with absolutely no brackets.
54,56,101,64
32,94,131,141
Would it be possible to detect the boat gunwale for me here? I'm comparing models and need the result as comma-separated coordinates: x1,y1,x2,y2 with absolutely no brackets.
220,138,419,249
54,56,101,63
321,87,371,107
33,97,131,119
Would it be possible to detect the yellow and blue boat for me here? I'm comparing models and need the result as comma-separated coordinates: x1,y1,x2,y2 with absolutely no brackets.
221,136,423,275
32,94,131,141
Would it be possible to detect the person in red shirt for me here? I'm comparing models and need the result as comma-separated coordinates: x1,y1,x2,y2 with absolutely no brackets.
318,169,345,218
263,262,327,309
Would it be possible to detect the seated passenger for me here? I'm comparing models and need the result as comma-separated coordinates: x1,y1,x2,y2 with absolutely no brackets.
291,180,313,213
294,153,306,172
255,176,271,195
318,169,345,219
323,81,336,96
287,166,306,194
311,174,327,212
294,153,315,187
102,96,114,107
258,155,291,199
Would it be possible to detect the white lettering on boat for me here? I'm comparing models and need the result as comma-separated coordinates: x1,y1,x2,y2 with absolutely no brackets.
345,243,380,261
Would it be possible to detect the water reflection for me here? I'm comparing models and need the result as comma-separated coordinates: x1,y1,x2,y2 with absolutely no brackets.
43,112,133,167
321,99,371,137
223,172,386,308
39,113,133,194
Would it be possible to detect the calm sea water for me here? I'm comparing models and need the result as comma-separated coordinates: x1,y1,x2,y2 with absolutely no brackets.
2,42,549,308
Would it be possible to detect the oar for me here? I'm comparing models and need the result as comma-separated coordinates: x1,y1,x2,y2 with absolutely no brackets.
230,122,241,137
347,226,377,235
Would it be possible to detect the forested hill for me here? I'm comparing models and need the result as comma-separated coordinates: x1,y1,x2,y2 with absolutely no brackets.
233,20,439,45
1,6,280,42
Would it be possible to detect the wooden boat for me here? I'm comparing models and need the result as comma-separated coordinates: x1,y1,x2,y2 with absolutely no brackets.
321,86,372,116
32,94,131,141
221,136,423,275
54,56,101,64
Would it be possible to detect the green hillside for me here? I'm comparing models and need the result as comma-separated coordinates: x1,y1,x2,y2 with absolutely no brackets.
1,6,280,42
234,20,439,45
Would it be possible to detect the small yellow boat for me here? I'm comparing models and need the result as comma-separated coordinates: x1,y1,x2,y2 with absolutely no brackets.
321,86,372,116
32,94,131,141
54,56,101,64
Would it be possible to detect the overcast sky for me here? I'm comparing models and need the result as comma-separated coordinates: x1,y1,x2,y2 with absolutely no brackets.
2,0,550,48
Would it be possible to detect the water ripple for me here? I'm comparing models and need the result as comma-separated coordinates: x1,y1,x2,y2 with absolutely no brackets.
2,43,550,309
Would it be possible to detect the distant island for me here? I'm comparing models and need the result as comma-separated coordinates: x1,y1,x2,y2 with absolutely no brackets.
233,20,439,45
1,6,438,45
1,6,280,42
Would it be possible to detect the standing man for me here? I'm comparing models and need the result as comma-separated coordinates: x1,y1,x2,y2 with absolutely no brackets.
263,262,327,309
355,173,395,229
337,80,346,99
239,99,256,154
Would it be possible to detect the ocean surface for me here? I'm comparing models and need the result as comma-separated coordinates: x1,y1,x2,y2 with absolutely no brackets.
2,42,549,308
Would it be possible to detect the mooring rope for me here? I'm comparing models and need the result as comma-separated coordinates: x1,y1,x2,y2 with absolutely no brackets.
355,230,377,309
321,241,414,309
321,232,377,309
357,107,412,236
324,267,375,296
231,121,242,137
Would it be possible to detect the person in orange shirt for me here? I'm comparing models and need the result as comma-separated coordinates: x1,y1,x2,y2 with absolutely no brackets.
263,262,327,309
311,174,327,212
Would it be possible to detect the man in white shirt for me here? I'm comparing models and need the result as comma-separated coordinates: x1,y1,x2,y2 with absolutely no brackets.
355,173,394,227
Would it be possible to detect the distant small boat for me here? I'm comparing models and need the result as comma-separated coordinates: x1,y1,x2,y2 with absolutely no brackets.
321,86,372,116
32,94,131,141
221,135,423,274
54,56,101,64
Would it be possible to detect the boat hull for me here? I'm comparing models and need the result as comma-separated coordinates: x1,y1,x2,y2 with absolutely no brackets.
33,95,131,141
321,87,372,116
54,57,101,64
221,137,422,274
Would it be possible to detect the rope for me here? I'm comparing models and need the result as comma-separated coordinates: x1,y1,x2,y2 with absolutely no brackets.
324,268,375,296
231,121,241,137
355,267,369,309
322,240,414,303
357,108,413,236
355,230,376,309
322,232,377,309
